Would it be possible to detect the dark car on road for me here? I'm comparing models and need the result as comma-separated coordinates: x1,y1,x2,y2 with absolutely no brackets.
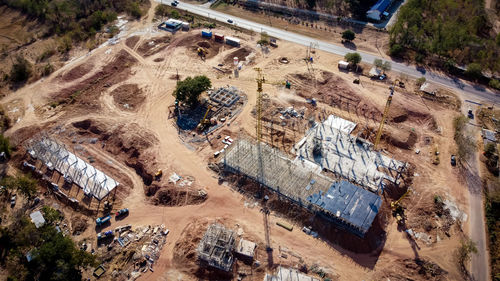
451,155,456,166
227,19,233,23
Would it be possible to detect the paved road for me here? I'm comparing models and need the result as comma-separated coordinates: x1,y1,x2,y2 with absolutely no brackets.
162,0,500,105
462,120,490,281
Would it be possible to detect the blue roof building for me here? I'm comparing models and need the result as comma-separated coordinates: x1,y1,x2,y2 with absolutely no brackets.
366,0,392,21
307,180,382,237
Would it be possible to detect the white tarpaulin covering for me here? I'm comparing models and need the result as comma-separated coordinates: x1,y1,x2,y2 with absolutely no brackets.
323,115,357,134
28,137,118,200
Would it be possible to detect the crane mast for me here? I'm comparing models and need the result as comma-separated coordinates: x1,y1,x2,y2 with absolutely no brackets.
374,81,398,150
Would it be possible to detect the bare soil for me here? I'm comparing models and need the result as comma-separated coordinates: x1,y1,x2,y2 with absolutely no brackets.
223,47,253,65
71,119,159,186
60,62,94,82
125,35,140,49
110,84,145,111
53,49,138,114
136,35,171,57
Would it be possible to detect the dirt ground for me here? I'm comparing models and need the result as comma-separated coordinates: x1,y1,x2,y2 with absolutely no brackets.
0,3,472,280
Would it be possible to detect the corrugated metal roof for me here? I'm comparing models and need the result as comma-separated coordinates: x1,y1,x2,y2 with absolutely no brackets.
368,0,392,13
306,181,381,234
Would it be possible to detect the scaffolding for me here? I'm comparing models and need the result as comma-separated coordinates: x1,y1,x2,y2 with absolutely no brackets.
197,223,236,272
26,136,119,200
223,138,382,237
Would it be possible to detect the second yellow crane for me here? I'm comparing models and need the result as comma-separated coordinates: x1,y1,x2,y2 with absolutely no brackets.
374,79,401,150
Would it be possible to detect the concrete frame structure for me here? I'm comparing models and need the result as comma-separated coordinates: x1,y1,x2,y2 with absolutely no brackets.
197,223,236,272
235,239,256,259
223,138,383,237
209,87,241,107
26,136,119,200
293,116,407,192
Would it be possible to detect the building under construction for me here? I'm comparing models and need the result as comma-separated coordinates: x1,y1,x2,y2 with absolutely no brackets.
197,223,236,272
222,115,406,237
25,136,119,200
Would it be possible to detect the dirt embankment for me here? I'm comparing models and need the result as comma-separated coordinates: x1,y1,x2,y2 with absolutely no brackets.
223,47,252,64
125,35,140,49
137,36,171,57
72,119,158,186
146,182,207,206
52,49,137,114
288,71,382,121
110,84,145,111
60,62,93,82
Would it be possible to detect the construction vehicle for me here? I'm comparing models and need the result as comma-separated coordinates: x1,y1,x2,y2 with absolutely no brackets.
197,47,207,60
96,215,111,226
97,230,114,240
115,208,129,217
197,105,212,131
391,188,412,225
155,169,163,180
374,80,400,150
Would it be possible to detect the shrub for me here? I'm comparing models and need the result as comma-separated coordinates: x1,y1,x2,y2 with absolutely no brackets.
342,29,355,41
389,43,403,56
10,56,32,83
416,77,426,86
42,63,54,76
489,79,500,90
465,63,483,80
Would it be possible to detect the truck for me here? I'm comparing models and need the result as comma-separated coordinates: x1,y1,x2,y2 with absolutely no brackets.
115,208,129,217
97,230,114,240
96,215,111,226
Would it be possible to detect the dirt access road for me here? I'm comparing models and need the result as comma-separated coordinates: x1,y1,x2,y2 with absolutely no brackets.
1,2,474,279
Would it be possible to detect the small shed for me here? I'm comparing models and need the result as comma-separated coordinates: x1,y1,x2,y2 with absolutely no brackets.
366,0,392,21
30,211,46,228
235,239,256,259
420,82,438,96
338,60,349,70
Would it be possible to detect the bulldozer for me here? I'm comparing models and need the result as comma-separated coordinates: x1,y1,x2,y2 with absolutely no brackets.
391,188,412,226
197,47,207,60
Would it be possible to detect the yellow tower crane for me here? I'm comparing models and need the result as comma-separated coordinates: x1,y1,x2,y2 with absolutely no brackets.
374,80,400,150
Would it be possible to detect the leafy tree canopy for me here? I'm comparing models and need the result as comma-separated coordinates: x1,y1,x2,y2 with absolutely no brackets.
173,75,212,106
342,29,356,41
344,52,361,65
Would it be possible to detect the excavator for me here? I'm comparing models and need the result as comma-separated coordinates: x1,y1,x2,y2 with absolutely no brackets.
197,47,207,60
196,105,212,131
391,188,412,225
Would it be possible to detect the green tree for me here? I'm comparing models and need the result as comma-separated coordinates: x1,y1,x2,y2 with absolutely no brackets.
416,77,426,86
173,76,212,106
373,58,383,68
489,79,500,90
16,174,37,199
381,61,391,72
170,9,180,19
465,63,483,80
10,56,32,83
344,52,361,66
42,206,63,224
342,29,355,42
389,44,403,56
0,134,11,158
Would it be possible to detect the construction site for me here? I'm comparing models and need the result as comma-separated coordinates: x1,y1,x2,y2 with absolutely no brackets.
0,3,478,280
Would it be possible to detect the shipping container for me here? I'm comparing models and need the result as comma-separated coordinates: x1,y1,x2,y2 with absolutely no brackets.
214,33,224,42
225,36,240,47
276,221,293,231
201,30,212,38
